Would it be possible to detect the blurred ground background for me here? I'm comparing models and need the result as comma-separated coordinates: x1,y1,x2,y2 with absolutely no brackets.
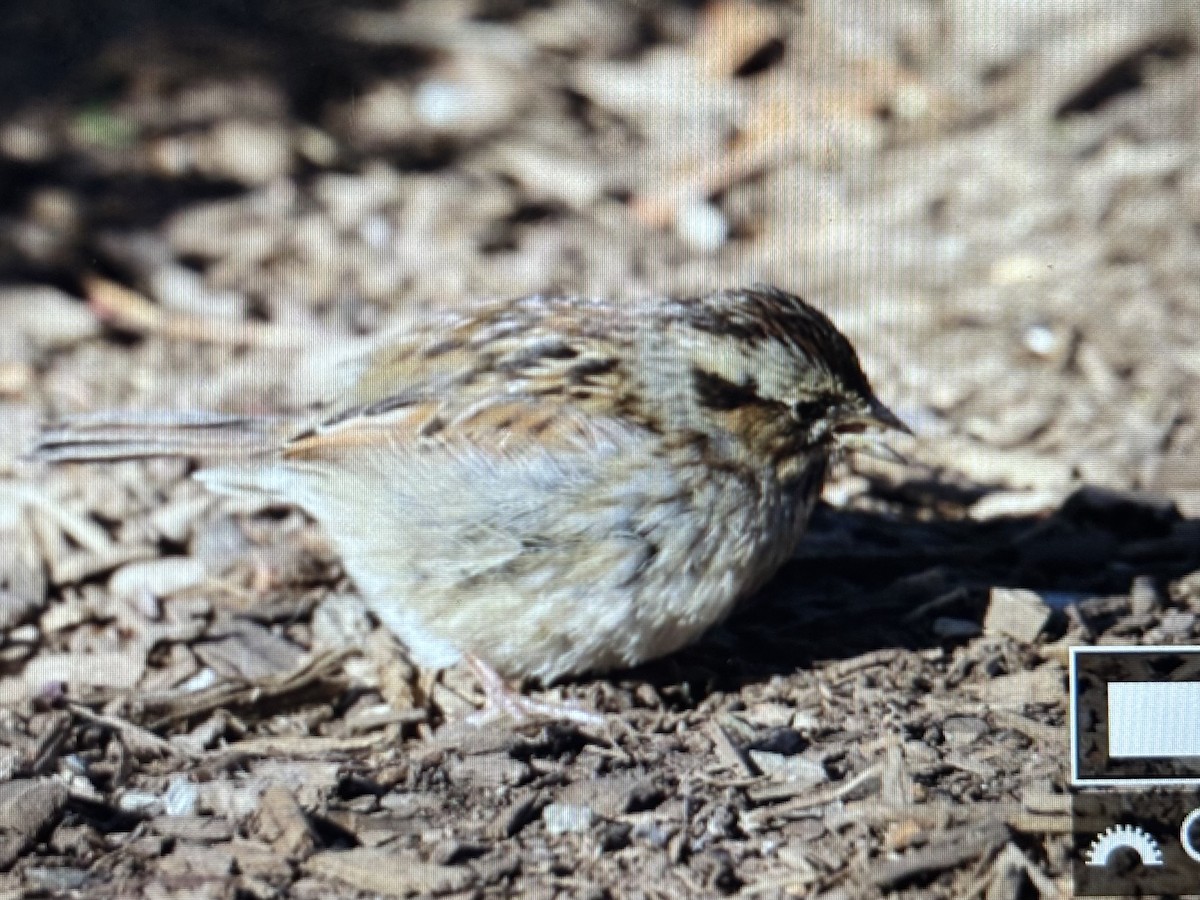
2,1,1200,897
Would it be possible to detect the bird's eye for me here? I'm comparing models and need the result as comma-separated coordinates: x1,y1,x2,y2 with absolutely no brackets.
791,396,832,421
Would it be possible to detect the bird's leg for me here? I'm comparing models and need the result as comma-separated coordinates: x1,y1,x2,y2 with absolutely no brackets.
462,652,605,727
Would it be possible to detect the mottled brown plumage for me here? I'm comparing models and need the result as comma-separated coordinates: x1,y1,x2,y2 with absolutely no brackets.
32,286,906,685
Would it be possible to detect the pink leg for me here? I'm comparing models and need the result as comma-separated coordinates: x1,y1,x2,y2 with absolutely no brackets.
462,653,605,727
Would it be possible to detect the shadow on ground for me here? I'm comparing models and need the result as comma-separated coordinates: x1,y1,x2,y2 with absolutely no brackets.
623,479,1200,701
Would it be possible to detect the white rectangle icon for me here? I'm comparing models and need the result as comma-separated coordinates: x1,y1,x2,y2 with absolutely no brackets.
1108,681,1200,758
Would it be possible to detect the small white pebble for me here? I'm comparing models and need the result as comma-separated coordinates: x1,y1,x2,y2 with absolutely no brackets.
984,587,1052,643
360,214,392,249
61,754,89,776
116,791,161,813
176,667,219,694
543,802,596,835
62,772,103,802
1129,577,1161,615
163,775,198,817
415,80,471,126
1023,324,1060,357
676,199,729,251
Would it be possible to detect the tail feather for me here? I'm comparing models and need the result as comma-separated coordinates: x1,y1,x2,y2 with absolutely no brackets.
29,410,290,463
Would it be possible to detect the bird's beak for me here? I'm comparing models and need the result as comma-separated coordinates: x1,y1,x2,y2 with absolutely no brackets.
835,397,913,437
832,397,913,465
865,397,913,436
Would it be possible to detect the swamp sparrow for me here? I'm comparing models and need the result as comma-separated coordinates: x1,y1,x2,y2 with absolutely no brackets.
34,286,906,706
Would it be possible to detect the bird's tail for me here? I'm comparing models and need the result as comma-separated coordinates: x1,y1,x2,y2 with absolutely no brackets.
29,410,290,464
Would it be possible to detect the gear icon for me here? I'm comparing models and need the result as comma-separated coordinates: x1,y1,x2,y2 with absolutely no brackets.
1086,824,1165,868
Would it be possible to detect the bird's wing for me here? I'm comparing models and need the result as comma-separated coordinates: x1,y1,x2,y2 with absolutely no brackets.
194,383,673,545
327,293,634,410
277,394,666,527
202,294,672,528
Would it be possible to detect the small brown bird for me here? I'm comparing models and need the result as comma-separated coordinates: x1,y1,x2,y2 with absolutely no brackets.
33,286,906,720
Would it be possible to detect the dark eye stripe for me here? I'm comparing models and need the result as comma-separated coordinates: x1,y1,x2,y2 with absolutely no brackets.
691,368,763,411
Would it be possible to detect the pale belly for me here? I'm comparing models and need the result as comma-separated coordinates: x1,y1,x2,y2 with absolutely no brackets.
318,456,825,681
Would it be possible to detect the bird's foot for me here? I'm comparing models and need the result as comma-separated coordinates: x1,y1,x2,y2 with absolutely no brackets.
462,653,605,728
